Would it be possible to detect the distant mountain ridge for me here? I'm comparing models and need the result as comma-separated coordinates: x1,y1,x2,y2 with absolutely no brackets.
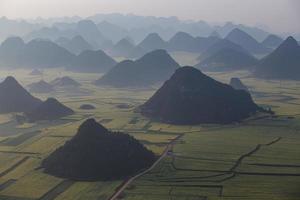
226,28,271,55
68,50,117,73
55,35,94,55
28,80,54,93
215,22,270,42
0,14,272,45
87,14,270,41
29,69,43,76
195,48,258,71
210,31,221,38
0,37,116,73
197,39,250,61
76,20,111,49
254,36,300,80
167,32,219,53
109,38,136,57
109,31,222,58
0,37,74,68
97,21,129,43
26,98,74,121
0,76,42,113
138,33,167,52
50,76,81,87
25,20,111,50
0,17,41,43
95,49,180,87
261,34,284,49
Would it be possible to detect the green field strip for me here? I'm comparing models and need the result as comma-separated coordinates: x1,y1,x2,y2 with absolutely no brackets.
128,117,139,124
173,155,235,163
148,173,234,183
1,69,300,200
139,140,168,146
236,172,300,176
246,163,300,168
0,195,35,200
98,119,113,124
0,131,42,146
170,160,231,173
46,135,72,138
39,180,74,200
0,151,39,155
0,179,16,191
0,157,30,178
128,184,223,193
235,137,300,174
220,137,283,182
150,136,286,186
170,193,208,200
124,192,209,200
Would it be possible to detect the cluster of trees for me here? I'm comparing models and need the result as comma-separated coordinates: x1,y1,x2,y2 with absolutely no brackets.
141,66,261,125
42,119,156,181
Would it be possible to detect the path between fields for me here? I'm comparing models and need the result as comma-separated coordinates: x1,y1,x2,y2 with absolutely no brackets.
108,134,183,200
0,156,30,178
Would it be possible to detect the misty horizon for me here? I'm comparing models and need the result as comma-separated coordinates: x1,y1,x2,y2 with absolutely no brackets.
1,0,300,35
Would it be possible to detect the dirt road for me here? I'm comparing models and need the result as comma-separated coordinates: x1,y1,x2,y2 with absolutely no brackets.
108,134,183,200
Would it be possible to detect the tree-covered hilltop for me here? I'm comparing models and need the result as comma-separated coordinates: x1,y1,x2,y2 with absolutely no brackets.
41,119,156,181
141,66,261,125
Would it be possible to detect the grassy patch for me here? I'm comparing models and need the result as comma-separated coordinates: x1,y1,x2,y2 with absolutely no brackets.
0,131,41,146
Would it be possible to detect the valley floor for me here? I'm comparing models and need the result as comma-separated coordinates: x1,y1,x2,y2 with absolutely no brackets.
0,68,299,200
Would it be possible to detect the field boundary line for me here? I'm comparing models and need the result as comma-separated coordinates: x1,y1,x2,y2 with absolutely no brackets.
107,134,184,200
38,180,74,200
0,156,30,178
170,137,283,184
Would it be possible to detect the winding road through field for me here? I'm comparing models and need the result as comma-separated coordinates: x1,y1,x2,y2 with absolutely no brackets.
108,134,183,200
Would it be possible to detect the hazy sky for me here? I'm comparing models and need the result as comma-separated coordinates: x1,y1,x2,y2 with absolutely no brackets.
1,0,300,33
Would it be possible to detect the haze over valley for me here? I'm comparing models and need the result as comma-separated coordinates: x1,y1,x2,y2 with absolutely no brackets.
0,1,299,200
